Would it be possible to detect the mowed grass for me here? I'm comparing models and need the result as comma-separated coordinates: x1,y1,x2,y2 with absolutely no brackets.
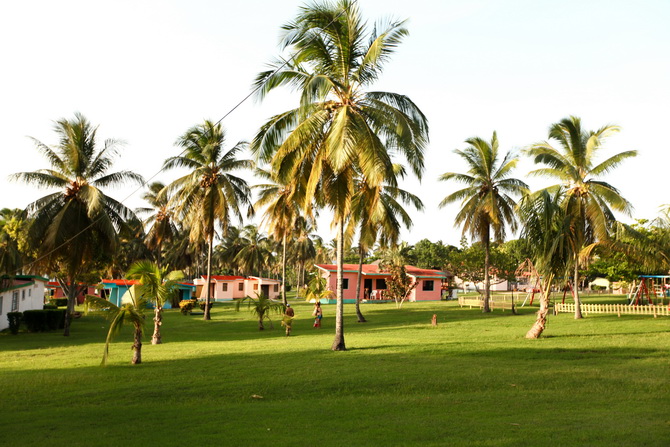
1,299,669,446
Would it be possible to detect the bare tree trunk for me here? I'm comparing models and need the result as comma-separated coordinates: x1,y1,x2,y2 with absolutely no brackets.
132,323,142,364
526,274,553,339
573,258,583,319
483,226,491,313
151,305,162,345
331,218,346,351
204,236,213,320
354,245,367,323
282,235,287,306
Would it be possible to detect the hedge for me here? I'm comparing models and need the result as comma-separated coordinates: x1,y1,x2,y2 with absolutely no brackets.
49,298,68,307
7,312,22,335
23,309,66,332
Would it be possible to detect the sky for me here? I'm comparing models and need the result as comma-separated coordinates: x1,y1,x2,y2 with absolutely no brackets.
1,0,669,247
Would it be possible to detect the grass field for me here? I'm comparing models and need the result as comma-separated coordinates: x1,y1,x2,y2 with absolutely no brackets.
1,297,669,446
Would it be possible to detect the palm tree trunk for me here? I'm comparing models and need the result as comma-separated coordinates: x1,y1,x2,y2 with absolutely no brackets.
60,277,76,336
152,305,162,345
331,217,346,351
483,226,491,313
526,274,553,339
573,259,583,319
204,235,213,321
282,235,287,306
132,322,142,364
354,245,367,323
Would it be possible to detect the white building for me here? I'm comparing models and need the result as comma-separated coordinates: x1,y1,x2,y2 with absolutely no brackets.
0,275,48,331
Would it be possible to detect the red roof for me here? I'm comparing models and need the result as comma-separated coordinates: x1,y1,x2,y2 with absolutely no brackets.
202,275,245,281
102,279,140,286
315,264,447,278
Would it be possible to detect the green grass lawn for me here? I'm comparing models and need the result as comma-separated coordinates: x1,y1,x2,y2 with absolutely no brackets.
1,299,669,446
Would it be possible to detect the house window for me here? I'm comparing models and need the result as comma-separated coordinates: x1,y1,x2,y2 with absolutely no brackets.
274,284,279,292
423,280,434,291
11,291,19,312
253,284,258,291
0,296,3,315
342,278,349,289
375,279,386,290
22,290,25,301
222,283,228,292
238,283,244,291
28,289,32,297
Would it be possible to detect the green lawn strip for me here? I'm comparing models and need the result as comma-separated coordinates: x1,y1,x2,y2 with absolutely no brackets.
1,300,668,446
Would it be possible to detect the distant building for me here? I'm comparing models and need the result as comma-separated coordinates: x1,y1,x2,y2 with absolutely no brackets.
193,275,281,301
314,264,451,303
0,275,48,331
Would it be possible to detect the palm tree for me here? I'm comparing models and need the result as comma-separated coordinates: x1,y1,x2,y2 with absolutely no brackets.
526,116,637,319
234,225,274,278
439,131,528,312
86,291,146,365
349,166,423,321
518,190,572,338
0,208,27,284
290,215,318,296
235,294,285,330
254,168,303,305
12,113,143,335
138,182,178,267
126,260,184,344
162,120,253,320
214,225,245,274
252,0,428,350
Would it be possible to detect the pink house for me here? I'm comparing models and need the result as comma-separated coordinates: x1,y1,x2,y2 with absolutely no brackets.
193,275,282,301
314,264,448,302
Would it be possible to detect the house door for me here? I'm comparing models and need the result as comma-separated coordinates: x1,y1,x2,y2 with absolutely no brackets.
261,284,270,298
364,279,373,299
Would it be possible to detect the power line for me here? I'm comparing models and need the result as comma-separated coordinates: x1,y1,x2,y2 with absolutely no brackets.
12,0,358,277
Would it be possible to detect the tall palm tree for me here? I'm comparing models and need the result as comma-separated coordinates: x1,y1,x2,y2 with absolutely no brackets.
254,168,304,305
162,120,253,320
526,116,637,319
348,165,423,322
518,190,572,338
126,260,184,345
252,0,428,350
12,113,143,335
439,131,528,312
138,182,178,267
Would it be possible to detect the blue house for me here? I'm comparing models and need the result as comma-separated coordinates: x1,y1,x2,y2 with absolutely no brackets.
101,279,194,308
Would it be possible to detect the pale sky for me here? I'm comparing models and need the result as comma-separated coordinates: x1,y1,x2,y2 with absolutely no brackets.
1,0,668,247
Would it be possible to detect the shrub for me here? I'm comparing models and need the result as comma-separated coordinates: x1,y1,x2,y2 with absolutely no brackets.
179,299,197,315
7,312,22,335
199,300,214,311
49,298,68,307
43,304,58,310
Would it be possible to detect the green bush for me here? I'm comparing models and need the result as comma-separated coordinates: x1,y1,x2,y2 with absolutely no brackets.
43,304,58,310
199,300,214,311
49,298,68,307
23,309,66,332
7,312,22,335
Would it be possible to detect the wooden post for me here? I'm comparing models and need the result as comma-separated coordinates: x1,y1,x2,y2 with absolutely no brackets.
431,314,438,327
